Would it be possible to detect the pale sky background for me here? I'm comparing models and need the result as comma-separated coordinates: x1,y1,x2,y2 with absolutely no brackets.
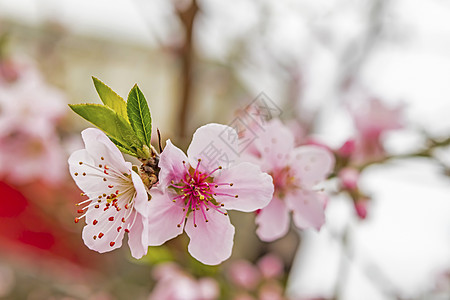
1,0,450,299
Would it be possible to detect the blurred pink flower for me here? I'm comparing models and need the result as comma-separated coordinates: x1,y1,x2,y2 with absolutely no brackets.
228,260,261,290
338,167,360,190
147,123,274,265
259,282,284,300
0,130,64,184
243,119,335,242
0,58,66,184
348,98,404,163
354,198,368,220
257,254,284,279
68,128,149,259
337,139,355,159
149,263,219,300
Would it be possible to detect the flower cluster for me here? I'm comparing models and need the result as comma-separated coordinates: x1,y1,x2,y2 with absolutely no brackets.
241,119,335,241
68,80,336,265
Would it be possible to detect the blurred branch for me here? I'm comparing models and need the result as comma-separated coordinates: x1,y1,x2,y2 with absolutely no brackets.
175,0,199,139
356,135,450,172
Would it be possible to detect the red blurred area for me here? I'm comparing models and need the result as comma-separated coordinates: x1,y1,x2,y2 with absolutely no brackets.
0,180,99,268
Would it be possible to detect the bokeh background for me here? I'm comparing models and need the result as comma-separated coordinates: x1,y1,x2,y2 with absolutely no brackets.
0,0,450,299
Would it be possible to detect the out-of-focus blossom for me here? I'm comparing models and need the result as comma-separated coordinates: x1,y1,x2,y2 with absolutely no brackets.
68,128,149,259
258,282,284,300
0,57,66,184
0,131,64,184
242,119,334,242
338,167,360,190
148,124,274,265
337,139,356,159
286,120,306,147
149,263,219,300
257,254,284,279
348,98,404,163
354,198,368,220
228,260,261,290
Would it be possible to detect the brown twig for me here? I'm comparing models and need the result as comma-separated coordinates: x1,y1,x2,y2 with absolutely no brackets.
175,0,199,139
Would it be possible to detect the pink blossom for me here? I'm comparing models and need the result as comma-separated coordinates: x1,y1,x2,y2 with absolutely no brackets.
0,58,66,184
68,128,149,259
338,167,360,190
257,254,284,279
0,130,65,184
258,282,284,300
350,98,403,138
354,198,368,219
337,139,355,158
243,119,335,242
228,260,261,290
149,263,219,300
147,123,274,265
348,98,404,163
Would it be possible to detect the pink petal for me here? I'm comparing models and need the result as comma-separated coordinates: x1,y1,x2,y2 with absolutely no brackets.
82,209,129,253
68,149,110,197
81,128,129,174
253,119,294,171
147,189,185,246
255,197,290,242
214,162,273,212
285,190,326,230
185,209,235,265
187,123,239,172
128,213,148,259
158,139,189,187
289,145,335,189
130,170,150,216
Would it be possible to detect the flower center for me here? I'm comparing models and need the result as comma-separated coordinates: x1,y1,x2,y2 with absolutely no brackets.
271,167,297,198
169,159,237,228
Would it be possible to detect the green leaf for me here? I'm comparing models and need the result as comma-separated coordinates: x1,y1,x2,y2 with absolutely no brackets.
92,77,128,120
69,104,142,154
108,135,138,156
127,84,152,147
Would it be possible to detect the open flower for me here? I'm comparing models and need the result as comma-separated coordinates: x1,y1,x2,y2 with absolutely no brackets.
147,123,274,265
68,128,149,259
243,119,335,242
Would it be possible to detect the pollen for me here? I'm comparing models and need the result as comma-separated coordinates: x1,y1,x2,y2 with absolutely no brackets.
110,242,115,247
93,220,98,225
74,172,78,176
108,217,114,221
98,232,104,239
